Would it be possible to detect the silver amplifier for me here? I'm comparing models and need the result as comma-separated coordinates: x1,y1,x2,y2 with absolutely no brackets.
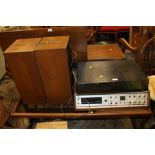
75,91,149,110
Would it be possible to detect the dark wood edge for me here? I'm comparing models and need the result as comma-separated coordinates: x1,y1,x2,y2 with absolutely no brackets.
0,28,50,38
11,99,152,119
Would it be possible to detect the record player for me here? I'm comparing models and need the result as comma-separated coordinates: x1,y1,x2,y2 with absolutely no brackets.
75,60,149,110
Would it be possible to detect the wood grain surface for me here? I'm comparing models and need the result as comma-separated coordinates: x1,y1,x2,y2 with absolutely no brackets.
0,27,87,62
35,36,72,106
4,38,46,105
87,44,125,60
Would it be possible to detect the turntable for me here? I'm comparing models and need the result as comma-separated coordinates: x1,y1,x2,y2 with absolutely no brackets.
75,60,149,110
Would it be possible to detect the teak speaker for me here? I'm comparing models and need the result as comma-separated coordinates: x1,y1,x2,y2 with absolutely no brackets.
4,36,73,108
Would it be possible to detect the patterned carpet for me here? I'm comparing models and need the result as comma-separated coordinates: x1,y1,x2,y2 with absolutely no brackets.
32,118,133,129
68,118,133,129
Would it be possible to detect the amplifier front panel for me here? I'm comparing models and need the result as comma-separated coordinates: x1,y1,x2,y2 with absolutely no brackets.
75,91,149,110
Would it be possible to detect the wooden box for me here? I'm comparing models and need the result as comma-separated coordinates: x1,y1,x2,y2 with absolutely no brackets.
4,36,73,108
35,121,68,129
87,44,125,60
35,36,72,106
4,38,46,105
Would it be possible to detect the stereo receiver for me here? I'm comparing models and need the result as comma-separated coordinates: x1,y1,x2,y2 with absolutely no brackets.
75,91,148,110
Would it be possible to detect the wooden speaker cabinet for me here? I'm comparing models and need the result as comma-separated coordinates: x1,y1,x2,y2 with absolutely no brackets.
4,38,46,105
35,36,73,107
4,36,73,109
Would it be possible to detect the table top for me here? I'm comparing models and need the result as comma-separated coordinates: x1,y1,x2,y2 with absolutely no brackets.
87,43,125,60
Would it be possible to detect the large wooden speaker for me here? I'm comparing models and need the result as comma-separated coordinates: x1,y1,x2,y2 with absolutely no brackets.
4,36,73,108
35,36,73,106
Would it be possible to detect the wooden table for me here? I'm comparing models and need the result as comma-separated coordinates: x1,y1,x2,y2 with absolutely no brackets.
87,43,125,60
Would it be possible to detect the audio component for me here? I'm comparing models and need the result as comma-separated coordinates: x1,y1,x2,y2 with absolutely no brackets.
75,91,148,110
4,36,73,108
75,60,149,110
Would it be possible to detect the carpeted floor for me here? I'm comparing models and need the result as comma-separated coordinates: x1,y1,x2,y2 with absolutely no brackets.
67,118,133,129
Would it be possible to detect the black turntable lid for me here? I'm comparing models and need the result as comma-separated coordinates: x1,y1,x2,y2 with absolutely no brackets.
77,60,147,84
77,60,148,94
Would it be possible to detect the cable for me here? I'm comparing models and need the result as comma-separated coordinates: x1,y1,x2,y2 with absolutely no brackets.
59,96,73,113
60,104,63,113
67,96,73,105
72,109,94,119
72,70,77,83
79,98,93,114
